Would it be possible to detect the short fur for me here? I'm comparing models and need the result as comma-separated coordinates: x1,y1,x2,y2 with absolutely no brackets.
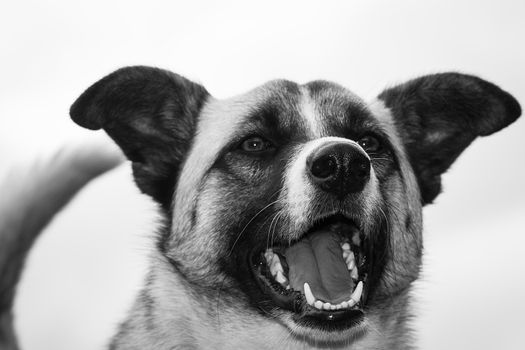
0,67,520,349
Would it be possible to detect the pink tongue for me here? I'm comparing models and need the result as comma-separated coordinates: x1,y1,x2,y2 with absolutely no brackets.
284,230,353,304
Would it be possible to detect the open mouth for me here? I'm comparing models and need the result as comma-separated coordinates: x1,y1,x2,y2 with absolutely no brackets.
249,214,374,330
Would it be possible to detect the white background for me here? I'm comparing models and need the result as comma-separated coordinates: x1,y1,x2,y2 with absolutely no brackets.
1,1,524,349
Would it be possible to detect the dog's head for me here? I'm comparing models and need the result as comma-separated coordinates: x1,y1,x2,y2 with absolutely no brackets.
70,67,520,344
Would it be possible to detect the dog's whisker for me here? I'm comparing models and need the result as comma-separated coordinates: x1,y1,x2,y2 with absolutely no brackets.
269,212,282,248
270,211,285,248
228,199,282,256
378,206,391,234
260,212,278,250
266,210,282,250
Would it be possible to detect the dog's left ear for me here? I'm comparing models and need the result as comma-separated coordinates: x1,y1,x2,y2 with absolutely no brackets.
378,73,521,204
70,66,210,210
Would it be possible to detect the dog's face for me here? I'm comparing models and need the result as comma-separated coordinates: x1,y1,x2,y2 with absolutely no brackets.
70,67,520,346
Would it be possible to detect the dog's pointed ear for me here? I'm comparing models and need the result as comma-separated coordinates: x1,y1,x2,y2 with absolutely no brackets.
70,66,210,209
378,73,521,205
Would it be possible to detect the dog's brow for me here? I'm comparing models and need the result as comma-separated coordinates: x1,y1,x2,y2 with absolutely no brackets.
246,104,280,129
241,97,309,140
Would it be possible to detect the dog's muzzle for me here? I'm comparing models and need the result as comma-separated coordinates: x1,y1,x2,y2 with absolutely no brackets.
245,141,385,331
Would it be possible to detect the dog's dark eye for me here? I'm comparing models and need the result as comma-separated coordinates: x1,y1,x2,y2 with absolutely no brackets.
357,135,381,153
240,136,274,153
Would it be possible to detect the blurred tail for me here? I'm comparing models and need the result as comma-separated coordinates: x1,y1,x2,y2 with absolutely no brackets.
0,140,123,350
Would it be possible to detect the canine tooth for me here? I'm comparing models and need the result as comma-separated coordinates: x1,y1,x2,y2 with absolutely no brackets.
351,266,358,279
323,302,331,310
342,243,350,251
276,270,287,284
352,234,361,246
303,283,315,306
350,281,363,303
347,298,356,307
314,300,324,309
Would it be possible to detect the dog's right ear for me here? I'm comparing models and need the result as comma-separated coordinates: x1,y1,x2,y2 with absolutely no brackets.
70,66,210,210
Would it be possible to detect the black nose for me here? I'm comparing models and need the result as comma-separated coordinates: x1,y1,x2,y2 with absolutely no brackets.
307,142,370,197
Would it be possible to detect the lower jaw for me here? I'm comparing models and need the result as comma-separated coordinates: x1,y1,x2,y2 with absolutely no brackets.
283,313,370,345
291,308,365,330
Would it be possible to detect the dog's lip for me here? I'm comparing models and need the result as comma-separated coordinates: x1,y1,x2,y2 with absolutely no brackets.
248,214,370,329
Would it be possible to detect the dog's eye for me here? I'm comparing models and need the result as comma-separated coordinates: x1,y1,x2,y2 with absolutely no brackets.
357,135,381,152
240,136,273,153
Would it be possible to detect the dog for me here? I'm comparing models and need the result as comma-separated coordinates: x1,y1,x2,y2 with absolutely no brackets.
0,67,520,349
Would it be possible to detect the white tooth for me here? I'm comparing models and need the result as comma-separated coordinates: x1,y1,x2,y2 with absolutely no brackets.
347,251,355,261
270,255,283,276
352,234,360,246
343,251,350,259
342,243,350,251
350,281,363,303
323,302,331,310
314,300,324,309
264,249,274,264
286,285,291,290
345,253,355,269
347,298,356,307
272,254,282,268
351,266,358,279
303,283,315,306
276,270,287,284
335,304,342,310
330,305,337,310
341,301,349,308
266,253,275,268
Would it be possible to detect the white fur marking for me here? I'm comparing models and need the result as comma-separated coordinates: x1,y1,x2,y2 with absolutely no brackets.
368,99,393,124
299,86,322,137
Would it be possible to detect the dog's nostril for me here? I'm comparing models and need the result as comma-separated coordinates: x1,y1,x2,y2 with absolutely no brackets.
354,159,370,180
310,155,337,179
